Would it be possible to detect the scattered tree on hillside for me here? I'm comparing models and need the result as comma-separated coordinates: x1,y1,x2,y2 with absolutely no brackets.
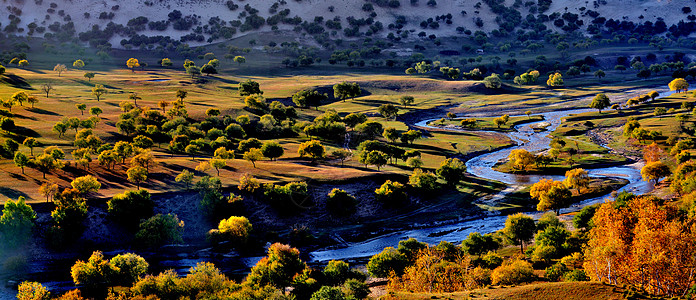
546,72,564,87
72,60,85,69
669,78,689,93
483,73,502,89
41,83,54,98
590,93,611,113
641,161,671,184
84,72,95,81
234,56,246,65
239,79,262,96
53,64,67,77
126,58,140,72
92,84,107,101
333,82,361,102
503,213,536,254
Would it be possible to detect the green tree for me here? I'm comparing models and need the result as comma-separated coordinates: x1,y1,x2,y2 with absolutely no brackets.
400,95,415,106
367,247,408,277
71,175,101,194
70,251,118,291
378,104,399,119
33,153,64,179
175,170,194,189
239,79,262,96
200,64,217,75
51,188,88,231
333,82,361,102
92,84,107,101
382,127,401,143
186,65,201,78
243,148,264,167
127,166,148,189
503,213,536,254
298,140,325,160
11,91,28,107
135,214,184,247
0,196,36,247
13,152,29,174
375,180,407,204
246,243,306,288
462,232,500,255
408,168,438,192
161,58,173,67
233,56,246,65
110,253,149,286
594,69,606,79
83,72,95,82
310,286,348,300
261,141,284,161
107,189,153,226
590,93,611,113
292,89,327,109
326,188,357,215
363,150,388,170
436,158,466,185
483,73,502,89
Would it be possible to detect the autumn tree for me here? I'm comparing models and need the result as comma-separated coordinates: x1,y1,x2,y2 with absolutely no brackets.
54,64,67,76
531,178,572,214
127,166,148,189
436,158,466,185
245,243,306,288
509,149,535,172
669,78,689,93
378,104,399,119
641,161,671,184
72,59,85,69
563,168,589,193
126,58,140,72
239,79,262,96
546,72,564,87
13,152,29,174
298,140,325,161
71,175,101,194
243,148,264,167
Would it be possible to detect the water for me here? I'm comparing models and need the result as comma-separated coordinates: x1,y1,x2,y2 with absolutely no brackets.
309,89,675,262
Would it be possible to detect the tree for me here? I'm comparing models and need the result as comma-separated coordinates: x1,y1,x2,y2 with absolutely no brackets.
564,168,589,193
26,95,38,108
546,72,564,87
126,58,140,72
233,56,246,65
175,170,194,189
129,92,142,106
81,72,96,82
298,140,325,161
590,93,611,113
33,153,63,179
310,286,348,300
110,253,149,286
22,137,38,156
16,281,50,300
408,168,438,192
41,83,54,98
483,73,502,89
239,79,262,96
503,213,536,254
531,179,572,214
54,64,67,76
246,243,306,288
383,127,401,143
400,95,415,106
462,232,500,255
200,64,217,75
107,189,153,225
436,158,466,185
378,104,399,119
70,175,101,195
261,141,284,161
161,58,173,67
401,130,422,144
208,216,252,244
594,69,605,79
73,59,85,69
0,196,36,247
186,65,201,79
75,103,87,116
509,149,535,172
641,161,671,184
367,247,408,277
135,214,184,247
127,166,148,189
11,91,28,107
92,84,107,101
649,90,660,101
363,150,388,170
51,188,88,231
374,180,407,204
39,183,59,203
292,89,327,109
669,78,689,93
333,82,361,102
18,59,28,68
243,148,264,167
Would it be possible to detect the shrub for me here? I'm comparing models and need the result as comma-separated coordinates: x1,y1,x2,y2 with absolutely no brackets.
207,216,252,244
326,188,357,216
408,168,438,192
563,269,589,282
490,259,534,285
545,262,568,281
374,180,407,204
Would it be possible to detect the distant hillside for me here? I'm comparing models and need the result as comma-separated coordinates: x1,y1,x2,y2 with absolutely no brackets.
4,0,696,49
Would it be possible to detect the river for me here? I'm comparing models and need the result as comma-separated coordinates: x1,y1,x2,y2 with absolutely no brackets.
309,89,675,262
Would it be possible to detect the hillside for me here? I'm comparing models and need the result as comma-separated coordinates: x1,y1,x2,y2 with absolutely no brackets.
5,0,696,49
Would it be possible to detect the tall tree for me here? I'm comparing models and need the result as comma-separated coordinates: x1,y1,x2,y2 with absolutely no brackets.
503,213,536,254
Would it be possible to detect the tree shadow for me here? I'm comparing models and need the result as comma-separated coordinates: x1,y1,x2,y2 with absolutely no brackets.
0,187,29,200
1,74,33,90
27,107,60,116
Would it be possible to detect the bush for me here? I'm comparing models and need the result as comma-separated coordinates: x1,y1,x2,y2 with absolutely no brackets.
545,262,568,281
343,278,369,299
374,180,408,204
408,168,438,192
490,259,534,285
563,269,589,282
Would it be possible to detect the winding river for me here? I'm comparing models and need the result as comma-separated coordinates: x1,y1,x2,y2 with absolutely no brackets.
309,89,675,262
